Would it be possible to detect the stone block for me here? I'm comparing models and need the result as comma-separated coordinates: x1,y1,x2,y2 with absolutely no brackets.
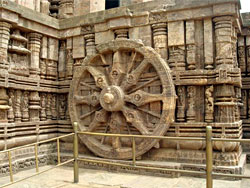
48,37,59,61
129,25,152,47
168,21,184,46
108,17,131,30
41,36,47,59
67,38,73,49
186,20,195,44
95,30,114,45
73,35,85,59
90,0,105,13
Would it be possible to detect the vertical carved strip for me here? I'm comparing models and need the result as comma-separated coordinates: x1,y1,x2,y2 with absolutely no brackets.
0,88,9,123
40,93,47,121
40,36,47,79
241,90,247,119
46,93,52,120
29,92,40,122
246,36,250,74
51,94,57,120
152,23,168,60
204,19,214,69
168,21,185,70
176,86,185,122
7,89,15,123
238,36,246,75
186,20,196,70
58,41,66,80
29,33,42,77
59,94,66,120
66,38,73,79
15,90,22,122
0,22,11,71
205,85,214,123
21,91,29,122
187,86,195,122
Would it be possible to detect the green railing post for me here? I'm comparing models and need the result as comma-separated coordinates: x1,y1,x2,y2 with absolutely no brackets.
206,126,213,188
73,122,79,183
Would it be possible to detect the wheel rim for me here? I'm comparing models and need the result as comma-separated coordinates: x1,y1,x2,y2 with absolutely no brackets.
69,39,176,159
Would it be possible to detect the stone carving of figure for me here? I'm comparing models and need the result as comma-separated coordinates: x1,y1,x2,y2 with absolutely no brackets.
46,93,52,120
7,89,15,123
51,94,57,120
66,49,73,79
40,59,46,79
21,91,29,122
40,93,47,121
205,85,214,122
59,95,66,120
177,86,185,122
187,86,195,122
15,90,22,122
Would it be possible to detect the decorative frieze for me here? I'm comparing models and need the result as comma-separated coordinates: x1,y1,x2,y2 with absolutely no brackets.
0,22,11,71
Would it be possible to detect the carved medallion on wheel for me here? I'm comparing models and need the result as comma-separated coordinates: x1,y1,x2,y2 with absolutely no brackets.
69,39,176,159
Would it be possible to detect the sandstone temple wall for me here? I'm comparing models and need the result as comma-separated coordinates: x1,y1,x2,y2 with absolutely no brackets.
0,0,248,176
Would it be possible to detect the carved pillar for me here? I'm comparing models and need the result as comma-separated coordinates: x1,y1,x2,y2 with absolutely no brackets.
238,37,246,75
213,16,234,68
235,87,241,121
15,90,22,122
59,94,66,120
204,18,214,69
66,49,73,79
186,86,195,122
40,0,50,15
0,22,11,71
0,88,9,123
176,86,185,122
7,89,15,123
29,33,42,77
205,85,214,122
215,85,235,123
186,20,196,70
21,91,29,122
114,29,128,40
84,34,96,56
29,92,41,122
152,23,167,60
58,41,66,80
40,93,47,121
51,94,57,120
46,93,52,120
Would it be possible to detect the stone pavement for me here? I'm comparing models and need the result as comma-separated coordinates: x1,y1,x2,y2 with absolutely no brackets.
1,165,250,188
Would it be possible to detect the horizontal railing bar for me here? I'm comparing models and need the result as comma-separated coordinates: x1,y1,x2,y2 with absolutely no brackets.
0,158,74,188
212,138,250,143
78,158,206,176
78,132,206,141
212,173,250,179
0,133,74,154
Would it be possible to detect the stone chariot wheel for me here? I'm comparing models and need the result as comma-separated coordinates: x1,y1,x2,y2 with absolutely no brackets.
69,39,176,159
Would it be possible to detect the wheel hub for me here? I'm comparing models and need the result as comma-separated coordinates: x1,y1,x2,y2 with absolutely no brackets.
100,86,124,111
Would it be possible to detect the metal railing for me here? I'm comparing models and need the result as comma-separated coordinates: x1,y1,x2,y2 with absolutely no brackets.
2,122,250,188
0,133,75,188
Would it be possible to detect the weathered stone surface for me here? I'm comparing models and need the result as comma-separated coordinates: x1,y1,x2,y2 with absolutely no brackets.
73,35,85,59
95,30,114,45
168,21,184,46
129,25,152,47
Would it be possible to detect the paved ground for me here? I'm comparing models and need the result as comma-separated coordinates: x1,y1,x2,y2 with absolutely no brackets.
1,165,250,188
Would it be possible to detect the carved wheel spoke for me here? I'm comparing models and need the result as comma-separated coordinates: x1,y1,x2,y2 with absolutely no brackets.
74,93,100,107
69,39,176,159
122,106,150,135
109,50,125,86
87,66,109,89
121,59,150,91
125,90,165,107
